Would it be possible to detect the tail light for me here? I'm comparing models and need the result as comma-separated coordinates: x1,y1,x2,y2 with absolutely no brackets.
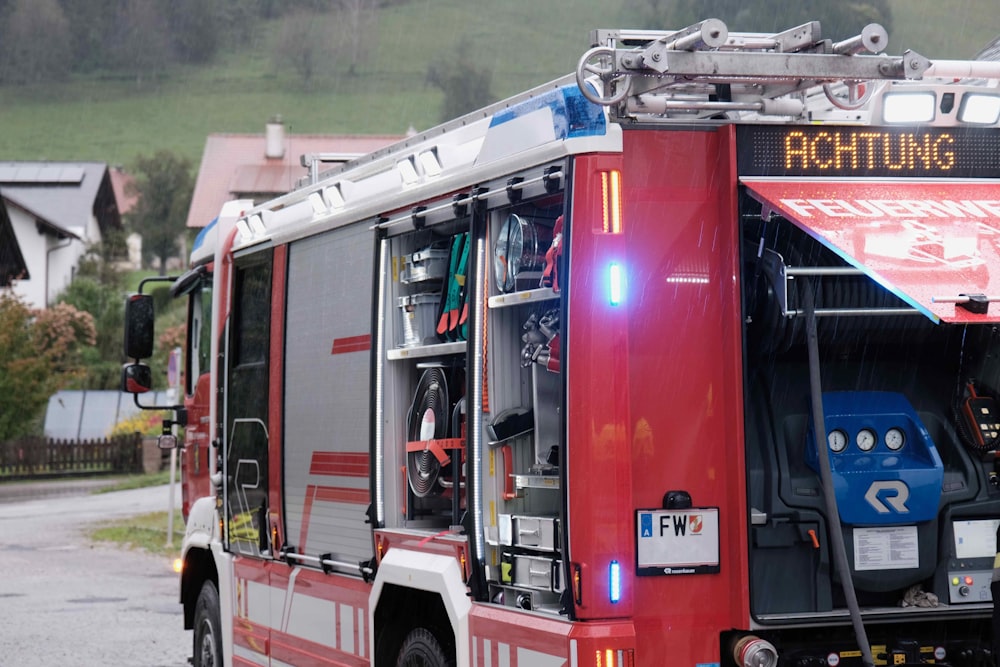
594,648,636,667
599,170,623,234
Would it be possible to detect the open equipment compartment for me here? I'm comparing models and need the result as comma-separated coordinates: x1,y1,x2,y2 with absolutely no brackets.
739,183,1000,622
372,155,572,621
482,190,566,614
380,205,471,531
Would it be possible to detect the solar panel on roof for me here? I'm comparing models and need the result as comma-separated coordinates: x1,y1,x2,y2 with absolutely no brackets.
36,167,59,181
16,165,40,181
60,167,85,183
0,164,86,184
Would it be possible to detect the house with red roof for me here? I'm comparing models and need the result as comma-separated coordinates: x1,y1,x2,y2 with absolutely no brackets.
186,117,403,228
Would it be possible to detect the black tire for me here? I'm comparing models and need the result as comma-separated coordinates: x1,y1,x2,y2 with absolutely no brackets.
396,627,454,667
192,580,223,667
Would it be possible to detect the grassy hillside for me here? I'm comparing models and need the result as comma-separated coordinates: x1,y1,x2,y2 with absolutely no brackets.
0,0,997,168
890,0,999,61
0,0,626,166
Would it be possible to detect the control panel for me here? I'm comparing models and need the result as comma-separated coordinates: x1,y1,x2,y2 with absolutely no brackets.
947,570,993,603
949,518,999,603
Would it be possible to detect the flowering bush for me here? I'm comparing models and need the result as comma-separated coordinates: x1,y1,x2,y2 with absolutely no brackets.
0,292,96,440
109,410,170,438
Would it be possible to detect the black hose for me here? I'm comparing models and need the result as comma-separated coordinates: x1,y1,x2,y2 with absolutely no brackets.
802,280,875,667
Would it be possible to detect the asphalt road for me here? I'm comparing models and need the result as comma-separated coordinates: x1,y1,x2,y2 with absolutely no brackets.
0,481,191,666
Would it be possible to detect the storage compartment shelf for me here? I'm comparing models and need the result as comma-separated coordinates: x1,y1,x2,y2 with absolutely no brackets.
488,287,559,309
387,341,466,360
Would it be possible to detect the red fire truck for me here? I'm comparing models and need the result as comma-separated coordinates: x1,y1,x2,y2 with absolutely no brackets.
123,18,1000,667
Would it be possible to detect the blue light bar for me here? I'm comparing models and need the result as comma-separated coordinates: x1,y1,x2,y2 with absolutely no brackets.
192,216,217,255
609,560,621,603
609,263,623,306
488,84,607,139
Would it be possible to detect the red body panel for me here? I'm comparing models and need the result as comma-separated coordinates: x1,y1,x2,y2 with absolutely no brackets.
269,246,288,554
618,127,749,662
469,605,635,666
181,372,212,519
233,558,271,663
566,153,635,621
233,557,373,667
269,566,371,667
182,224,238,516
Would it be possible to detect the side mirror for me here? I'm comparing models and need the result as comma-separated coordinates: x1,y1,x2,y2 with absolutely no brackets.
121,363,152,394
123,293,154,360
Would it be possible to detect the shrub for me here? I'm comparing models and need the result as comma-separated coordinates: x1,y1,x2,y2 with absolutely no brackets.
109,410,170,438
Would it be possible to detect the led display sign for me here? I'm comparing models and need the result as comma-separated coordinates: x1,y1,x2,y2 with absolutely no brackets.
737,125,1000,178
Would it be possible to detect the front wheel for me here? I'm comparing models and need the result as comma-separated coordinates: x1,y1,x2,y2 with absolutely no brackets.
192,580,222,667
396,627,454,667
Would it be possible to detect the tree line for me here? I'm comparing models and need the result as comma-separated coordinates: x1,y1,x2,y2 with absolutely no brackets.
0,0,481,119
0,0,404,86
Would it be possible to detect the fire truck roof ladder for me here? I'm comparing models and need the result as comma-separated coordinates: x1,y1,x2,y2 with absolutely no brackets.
578,19,1000,122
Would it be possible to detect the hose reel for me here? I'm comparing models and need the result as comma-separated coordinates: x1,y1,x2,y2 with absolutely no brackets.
406,368,450,497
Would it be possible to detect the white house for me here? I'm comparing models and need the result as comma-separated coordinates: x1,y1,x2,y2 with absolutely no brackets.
0,162,123,309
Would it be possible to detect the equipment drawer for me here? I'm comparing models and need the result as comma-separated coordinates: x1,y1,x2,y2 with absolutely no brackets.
512,554,562,593
512,515,559,551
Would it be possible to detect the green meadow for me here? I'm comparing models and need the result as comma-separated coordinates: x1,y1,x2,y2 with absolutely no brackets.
0,0,996,168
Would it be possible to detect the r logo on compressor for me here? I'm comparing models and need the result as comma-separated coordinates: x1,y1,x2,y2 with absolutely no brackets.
864,480,910,513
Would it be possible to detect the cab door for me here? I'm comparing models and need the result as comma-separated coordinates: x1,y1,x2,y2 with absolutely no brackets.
223,250,274,664
181,275,213,519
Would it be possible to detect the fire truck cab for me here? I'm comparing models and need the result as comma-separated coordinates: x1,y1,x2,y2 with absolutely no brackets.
124,18,1000,667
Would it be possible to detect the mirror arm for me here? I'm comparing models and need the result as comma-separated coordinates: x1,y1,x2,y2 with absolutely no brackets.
131,391,185,415
137,274,181,295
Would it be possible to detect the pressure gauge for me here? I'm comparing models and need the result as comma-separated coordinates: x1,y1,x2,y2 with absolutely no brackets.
885,427,906,451
494,214,526,293
856,428,877,451
827,429,848,453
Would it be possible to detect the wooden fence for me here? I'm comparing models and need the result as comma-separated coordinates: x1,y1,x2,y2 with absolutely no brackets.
0,433,143,479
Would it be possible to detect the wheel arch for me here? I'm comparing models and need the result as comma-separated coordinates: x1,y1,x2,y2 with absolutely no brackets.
181,496,220,629
369,548,471,665
182,547,219,629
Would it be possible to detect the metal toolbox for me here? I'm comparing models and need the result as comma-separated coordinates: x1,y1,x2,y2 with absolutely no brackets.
401,246,449,284
511,514,559,552
397,292,440,347
511,554,563,593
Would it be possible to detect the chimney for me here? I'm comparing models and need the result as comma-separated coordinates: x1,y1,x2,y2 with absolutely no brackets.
265,115,285,159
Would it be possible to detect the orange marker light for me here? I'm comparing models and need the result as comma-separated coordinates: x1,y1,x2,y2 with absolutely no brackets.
600,170,623,234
